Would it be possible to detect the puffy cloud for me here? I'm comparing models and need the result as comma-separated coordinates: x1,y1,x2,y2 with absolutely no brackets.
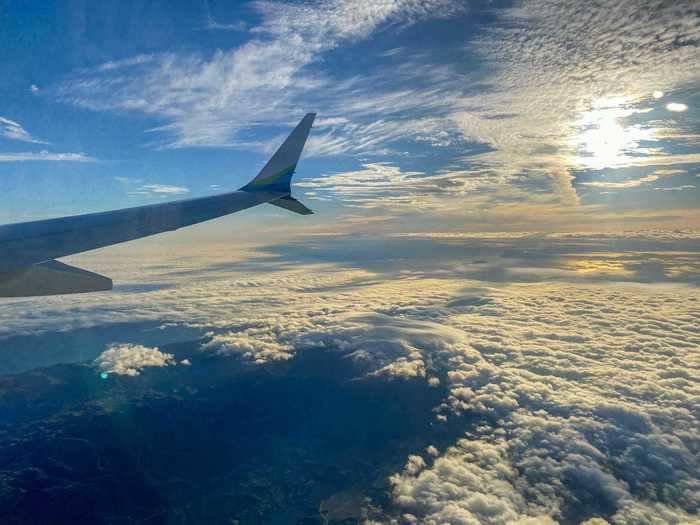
380,278,700,524
94,343,175,376
202,323,295,364
388,437,560,525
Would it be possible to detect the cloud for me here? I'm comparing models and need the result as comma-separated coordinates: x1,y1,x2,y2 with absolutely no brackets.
205,16,246,32
0,151,96,162
0,116,48,144
94,343,175,376
202,324,295,364
0,233,698,522
43,0,699,226
580,169,686,189
446,0,700,205
666,103,689,112
127,184,190,196
1,232,698,340
380,280,699,523
654,184,696,191
297,162,428,208
296,161,513,214
56,0,463,149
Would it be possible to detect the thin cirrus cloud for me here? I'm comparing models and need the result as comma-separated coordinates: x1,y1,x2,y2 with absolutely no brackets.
296,162,503,213
0,116,48,144
0,150,96,162
0,116,96,162
55,0,464,149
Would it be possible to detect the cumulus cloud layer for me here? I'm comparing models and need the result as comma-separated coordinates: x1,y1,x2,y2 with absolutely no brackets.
94,343,176,376
1,234,698,523
199,260,699,523
383,282,700,524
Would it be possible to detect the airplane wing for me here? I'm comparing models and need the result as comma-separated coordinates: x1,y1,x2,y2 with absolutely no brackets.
0,113,316,297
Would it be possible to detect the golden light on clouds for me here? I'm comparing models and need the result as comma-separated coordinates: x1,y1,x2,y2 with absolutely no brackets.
562,256,636,278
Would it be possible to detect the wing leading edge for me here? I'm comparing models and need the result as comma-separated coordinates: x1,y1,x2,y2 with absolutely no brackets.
0,113,316,296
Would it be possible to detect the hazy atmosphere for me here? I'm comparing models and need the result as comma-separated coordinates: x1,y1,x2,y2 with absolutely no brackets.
1,1,698,524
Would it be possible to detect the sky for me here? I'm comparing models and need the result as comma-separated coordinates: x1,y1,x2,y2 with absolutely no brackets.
1,2,699,524
0,0,698,234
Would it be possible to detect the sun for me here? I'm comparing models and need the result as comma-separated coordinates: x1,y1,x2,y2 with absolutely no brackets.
571,97,654,170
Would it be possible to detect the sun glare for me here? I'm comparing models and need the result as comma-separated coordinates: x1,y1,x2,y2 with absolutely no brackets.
571,97,654,170
666,102,688,112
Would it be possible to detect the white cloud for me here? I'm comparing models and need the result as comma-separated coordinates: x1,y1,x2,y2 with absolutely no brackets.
56,0,462,149
127,184,190,196
114,176,143,184
297,162,497,212
666,103,688,112
654,184,696,191
0,116,48,144
380,280,699,523
0,150,95,162
202,324,295,364
94,343,176,376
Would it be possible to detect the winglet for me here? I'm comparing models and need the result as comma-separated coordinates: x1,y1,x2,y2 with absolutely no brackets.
241,113,316,193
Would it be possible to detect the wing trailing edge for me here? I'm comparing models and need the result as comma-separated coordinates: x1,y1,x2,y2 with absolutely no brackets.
0,259,112,297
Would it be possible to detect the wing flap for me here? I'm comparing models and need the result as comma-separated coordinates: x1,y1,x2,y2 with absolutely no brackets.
0,260,112,297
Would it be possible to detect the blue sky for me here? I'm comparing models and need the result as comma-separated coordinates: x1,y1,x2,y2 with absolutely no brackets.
0,0,698,233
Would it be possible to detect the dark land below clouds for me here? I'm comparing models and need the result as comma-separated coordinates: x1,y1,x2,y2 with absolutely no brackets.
0,337,465,525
